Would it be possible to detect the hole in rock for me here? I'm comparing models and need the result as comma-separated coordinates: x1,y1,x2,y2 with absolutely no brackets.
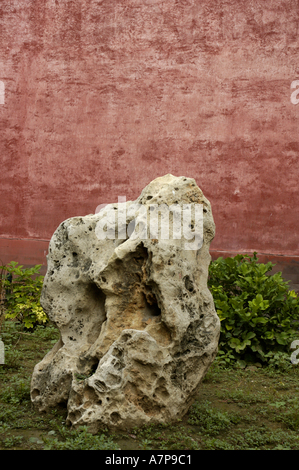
68,410,82,423
145,296,161,317
106,373,122,386
153,377,170,400
112,347,123,360
90,360,99,374
120,332,132,343
110,412,121,424
86,284,107,344
94,380,108,393
143,290,161,321
83,385,99,402
138,395,163,414
154,385,170,400
31,388,40,399
183,275,194,293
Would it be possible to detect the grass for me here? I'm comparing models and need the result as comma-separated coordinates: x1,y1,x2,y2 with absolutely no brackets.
1,320,299,450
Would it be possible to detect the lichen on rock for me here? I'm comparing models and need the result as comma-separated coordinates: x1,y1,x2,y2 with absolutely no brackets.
30,174,220,431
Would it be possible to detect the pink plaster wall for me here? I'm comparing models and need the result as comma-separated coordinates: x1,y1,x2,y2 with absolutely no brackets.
0,0,299,268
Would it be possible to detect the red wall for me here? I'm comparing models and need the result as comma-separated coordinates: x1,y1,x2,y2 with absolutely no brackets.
0,1,299,284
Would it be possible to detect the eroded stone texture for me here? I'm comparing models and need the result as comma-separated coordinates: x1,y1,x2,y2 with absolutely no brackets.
30,174,220,431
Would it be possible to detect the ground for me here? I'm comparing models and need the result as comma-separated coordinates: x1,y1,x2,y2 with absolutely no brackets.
1,321,299,450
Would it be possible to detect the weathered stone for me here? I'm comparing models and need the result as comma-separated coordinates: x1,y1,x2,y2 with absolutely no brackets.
30,174,220,431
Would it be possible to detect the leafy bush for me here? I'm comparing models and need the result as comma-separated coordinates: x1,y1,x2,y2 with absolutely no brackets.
266,351,294,372
1,261,47,329
208,253,299,366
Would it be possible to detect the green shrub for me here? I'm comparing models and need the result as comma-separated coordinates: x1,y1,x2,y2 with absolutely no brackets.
1,261,47,329
208,253,299,366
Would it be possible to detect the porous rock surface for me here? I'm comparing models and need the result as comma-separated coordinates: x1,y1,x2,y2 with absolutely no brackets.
30,174,220,431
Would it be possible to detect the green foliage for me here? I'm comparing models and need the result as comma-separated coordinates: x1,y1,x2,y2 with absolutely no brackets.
1,261,47,329
42,425,120,450
204,438,235,450
228,426,299,450
3,435,24,448
33,324,59,342
276,409,299,432
2,319,299,450
187,400,238,436
133,422,201,450
0,377,31,405
208,253,299,366
266,351,294,372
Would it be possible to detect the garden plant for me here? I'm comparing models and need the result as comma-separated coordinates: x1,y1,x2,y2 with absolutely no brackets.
208,253,299,369
0,255,299,450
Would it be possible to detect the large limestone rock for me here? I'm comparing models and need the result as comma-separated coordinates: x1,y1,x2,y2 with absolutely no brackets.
30,174,220,431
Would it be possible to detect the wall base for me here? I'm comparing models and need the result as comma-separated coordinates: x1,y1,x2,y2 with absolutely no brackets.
0,238,49,275
0,239,299,292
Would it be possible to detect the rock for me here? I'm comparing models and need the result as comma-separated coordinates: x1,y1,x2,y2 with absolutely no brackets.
30,174,220,431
